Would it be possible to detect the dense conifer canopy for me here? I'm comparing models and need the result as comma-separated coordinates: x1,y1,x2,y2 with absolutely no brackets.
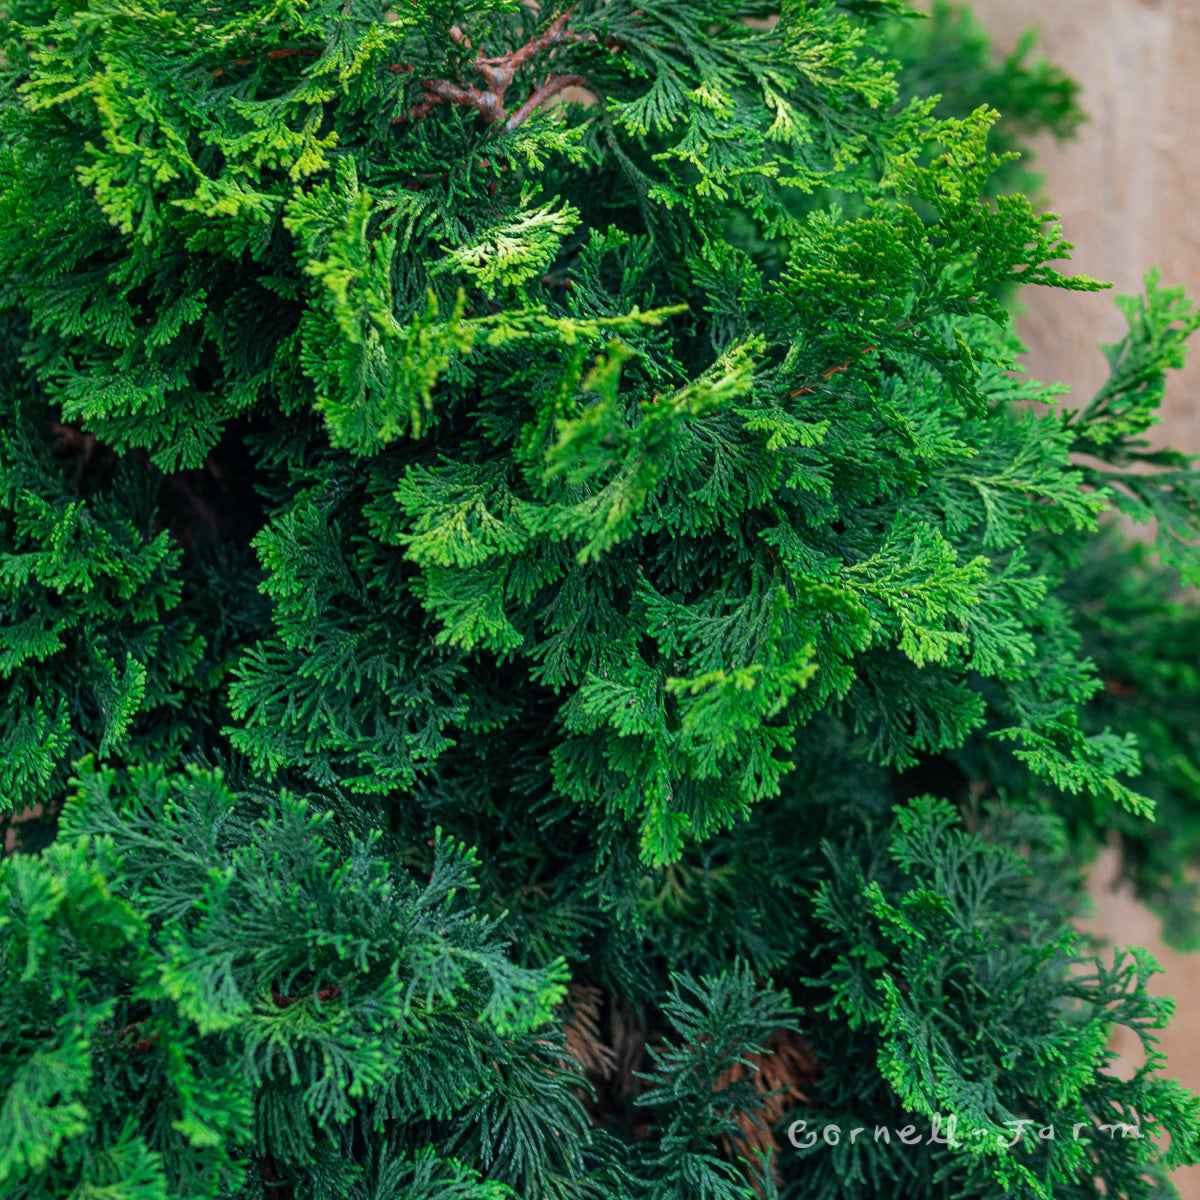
3,2,1200,1198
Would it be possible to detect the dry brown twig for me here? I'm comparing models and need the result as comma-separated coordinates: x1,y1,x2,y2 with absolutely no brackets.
715,1028,819,1193
562,983,618,1081
556,983,819,1192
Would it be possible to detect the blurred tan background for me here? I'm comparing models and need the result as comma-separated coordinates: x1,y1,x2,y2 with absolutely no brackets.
966,2,1200,1193
970,0,1200,434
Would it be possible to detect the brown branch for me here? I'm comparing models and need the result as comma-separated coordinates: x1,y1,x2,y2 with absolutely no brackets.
212,47,317,79
420,77,497,121
400,4,597,130
270,974,353,1009
505,73,586,131
271,980,342,1009
789,344,883,399
480,6,593,78
117,1020,160,1054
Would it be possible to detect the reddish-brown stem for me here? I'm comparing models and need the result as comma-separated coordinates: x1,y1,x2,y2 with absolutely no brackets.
789,345,883,398
505,73,586,131
478,6,594,78
426,77,502,122
118,1021,160,1054
400,4,597,130
270,978,348,1009
213,48,316,78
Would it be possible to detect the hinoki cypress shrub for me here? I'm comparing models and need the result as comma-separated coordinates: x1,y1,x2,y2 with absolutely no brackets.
3,1,1200,1198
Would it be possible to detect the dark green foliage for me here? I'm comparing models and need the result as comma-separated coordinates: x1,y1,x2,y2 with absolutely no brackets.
0,760,576,1200
1069,533,1200,952
2,1,1200,1198
805,794,1199,1200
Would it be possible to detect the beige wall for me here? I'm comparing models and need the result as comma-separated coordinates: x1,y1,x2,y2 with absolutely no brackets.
970,0,1200,444
967,2,1200,1193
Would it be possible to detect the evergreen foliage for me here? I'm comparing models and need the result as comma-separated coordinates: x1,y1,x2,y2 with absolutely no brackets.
882,0,1084,198
2,1,1200,1198
1070,532,1200,952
